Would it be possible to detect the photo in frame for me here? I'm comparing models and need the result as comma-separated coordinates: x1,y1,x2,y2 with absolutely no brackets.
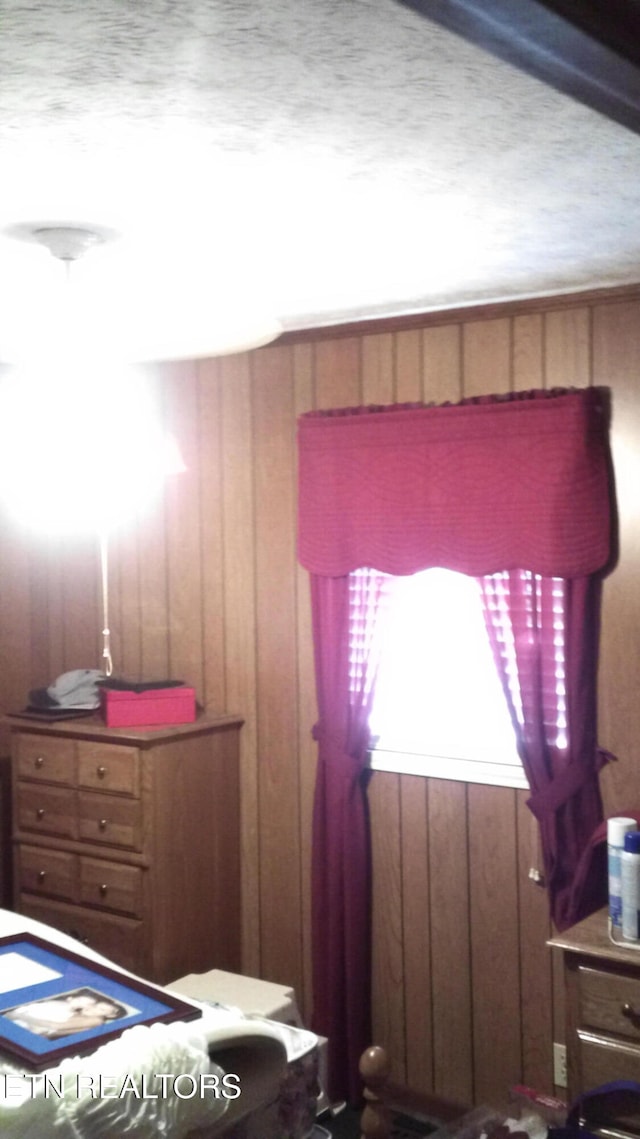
0,933,201,1071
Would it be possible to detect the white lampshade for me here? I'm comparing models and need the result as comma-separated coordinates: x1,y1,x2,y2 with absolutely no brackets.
0,359,185,535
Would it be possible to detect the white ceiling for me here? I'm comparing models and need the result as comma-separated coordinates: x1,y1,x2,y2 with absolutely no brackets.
1,0,640,347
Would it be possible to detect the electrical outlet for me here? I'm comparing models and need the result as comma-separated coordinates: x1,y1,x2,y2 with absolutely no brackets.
553,1042,567,1088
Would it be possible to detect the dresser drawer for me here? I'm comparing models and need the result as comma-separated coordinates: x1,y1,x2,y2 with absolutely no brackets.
16,734,75,785
78,792,143,850
578,1032,640,1133
77,742,140,796
579,964,640,1040
79,856,143,917
16,783,78,840
19,895,145,975
18,845,78,902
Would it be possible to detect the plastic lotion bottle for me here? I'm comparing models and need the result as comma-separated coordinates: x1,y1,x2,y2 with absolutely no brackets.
622,830,640,942
609,817,638,938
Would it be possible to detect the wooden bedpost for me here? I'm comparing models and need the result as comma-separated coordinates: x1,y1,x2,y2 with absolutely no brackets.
359,1045,391,1139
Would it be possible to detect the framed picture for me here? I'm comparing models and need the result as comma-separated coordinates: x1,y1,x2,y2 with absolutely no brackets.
0,933,201,1071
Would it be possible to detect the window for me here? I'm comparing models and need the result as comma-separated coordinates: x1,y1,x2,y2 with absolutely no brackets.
367,568,531,788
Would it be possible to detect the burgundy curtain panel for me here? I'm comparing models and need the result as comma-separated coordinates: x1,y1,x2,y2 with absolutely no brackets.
297,387,615,1102
478,571,611,930
309,569,390,1102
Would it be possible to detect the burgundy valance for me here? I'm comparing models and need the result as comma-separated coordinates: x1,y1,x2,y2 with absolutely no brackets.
297,387,613,578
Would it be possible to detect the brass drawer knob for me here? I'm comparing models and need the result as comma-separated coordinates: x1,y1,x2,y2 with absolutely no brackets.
36,808,45,820
99,884,108,897
97,765,107,779
622,1003,640,1022
34,756,44,768
37,870,46,883
98,818,108,831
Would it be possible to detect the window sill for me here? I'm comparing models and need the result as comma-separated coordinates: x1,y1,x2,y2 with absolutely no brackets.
368,747,529,790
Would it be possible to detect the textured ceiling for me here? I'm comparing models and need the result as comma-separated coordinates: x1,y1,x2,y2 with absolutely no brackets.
1,0,640,340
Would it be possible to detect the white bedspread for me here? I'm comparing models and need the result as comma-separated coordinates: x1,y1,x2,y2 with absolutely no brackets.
0,910,314,1139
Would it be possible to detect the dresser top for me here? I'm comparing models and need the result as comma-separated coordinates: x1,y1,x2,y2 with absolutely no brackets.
4,711,243,748
548,907,640,965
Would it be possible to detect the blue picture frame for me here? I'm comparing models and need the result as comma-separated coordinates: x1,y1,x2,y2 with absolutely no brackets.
0,933,201,1070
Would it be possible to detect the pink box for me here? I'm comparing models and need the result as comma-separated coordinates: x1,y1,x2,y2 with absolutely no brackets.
100,686,196,727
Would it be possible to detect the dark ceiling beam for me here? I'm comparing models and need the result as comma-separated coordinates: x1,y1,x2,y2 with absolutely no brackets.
398,0,640,136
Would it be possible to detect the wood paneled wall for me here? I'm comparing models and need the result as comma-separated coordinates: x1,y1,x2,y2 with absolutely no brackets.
1,287,640,1107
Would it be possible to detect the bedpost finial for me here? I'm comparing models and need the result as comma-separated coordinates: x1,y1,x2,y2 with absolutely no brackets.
360,1045,391,1139
359,1044,390,1085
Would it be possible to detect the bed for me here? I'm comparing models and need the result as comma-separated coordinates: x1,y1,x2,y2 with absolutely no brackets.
0,908,320,1139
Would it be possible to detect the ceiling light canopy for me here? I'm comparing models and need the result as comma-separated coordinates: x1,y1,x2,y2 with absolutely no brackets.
14,222,115,262
0,222,282,364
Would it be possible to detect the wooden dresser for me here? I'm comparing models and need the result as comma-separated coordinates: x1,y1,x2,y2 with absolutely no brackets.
550,909,640,1135
8,713,242,984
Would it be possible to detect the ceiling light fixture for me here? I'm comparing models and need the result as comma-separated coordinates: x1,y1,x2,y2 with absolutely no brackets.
0,221,283,364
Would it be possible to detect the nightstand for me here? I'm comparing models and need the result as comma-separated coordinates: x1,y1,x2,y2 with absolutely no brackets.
550,908,640,1136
